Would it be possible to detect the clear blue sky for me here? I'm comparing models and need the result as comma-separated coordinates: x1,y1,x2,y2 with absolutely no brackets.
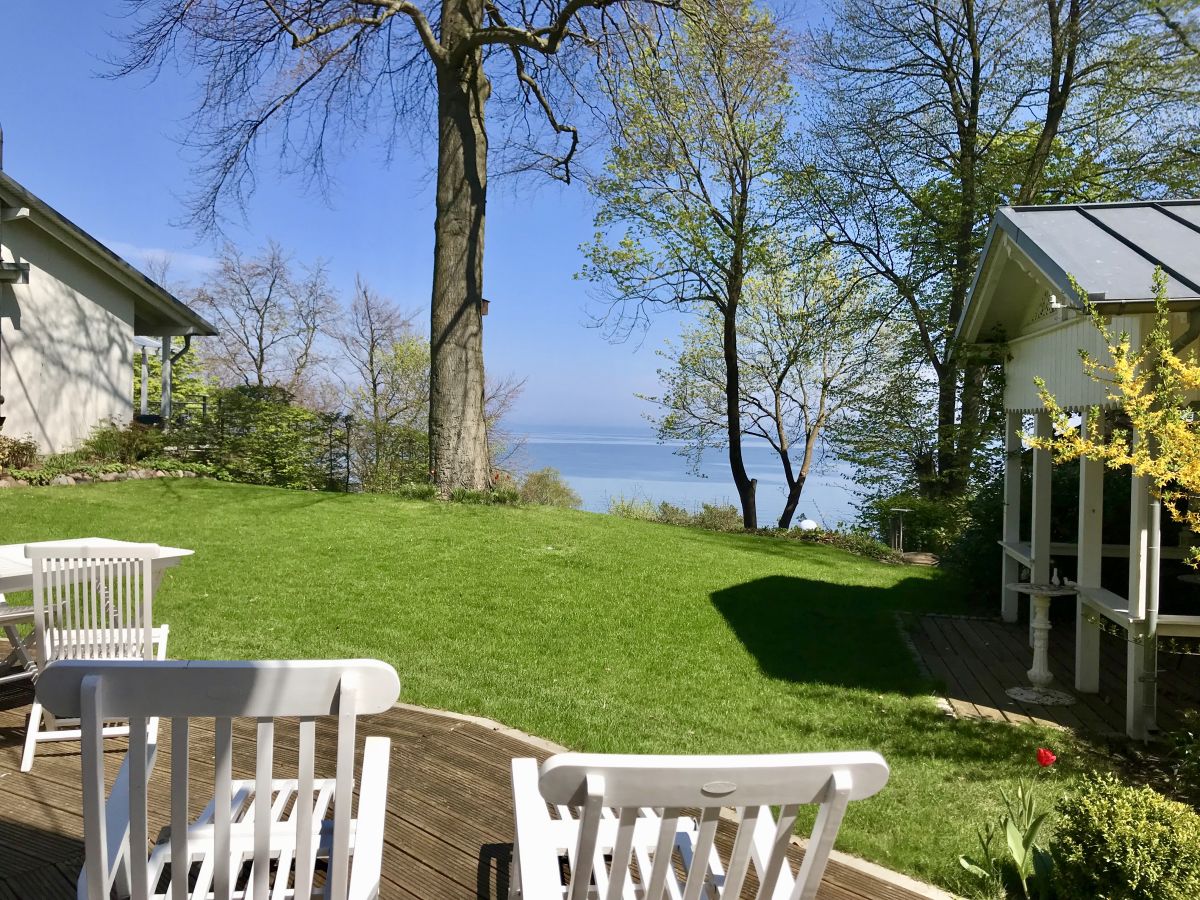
0,1,698,427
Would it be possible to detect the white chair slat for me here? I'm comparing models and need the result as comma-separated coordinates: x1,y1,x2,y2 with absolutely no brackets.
170,717,190,900
643,807,682,900
214,717,234,900
750,804,797,900
790,771,852,900
330,677,358,900
681,806,720,900
80,675,108,900
602,807,638,900
294,716,317,900
129,716,151,900
252,718,275,899
568,774,606,900
720,805,760,899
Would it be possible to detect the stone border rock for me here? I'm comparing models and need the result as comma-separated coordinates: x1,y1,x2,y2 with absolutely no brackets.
0,469,205,488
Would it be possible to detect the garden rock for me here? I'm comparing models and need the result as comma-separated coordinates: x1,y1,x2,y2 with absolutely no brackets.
49,475,75,486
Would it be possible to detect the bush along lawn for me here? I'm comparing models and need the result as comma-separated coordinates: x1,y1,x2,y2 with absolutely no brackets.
0,478,1119,892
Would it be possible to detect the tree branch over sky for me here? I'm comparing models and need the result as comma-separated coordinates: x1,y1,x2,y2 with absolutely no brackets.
114,0,678,494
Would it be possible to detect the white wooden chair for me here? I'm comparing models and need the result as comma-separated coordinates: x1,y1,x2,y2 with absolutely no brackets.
21,542,169,771
510,750,889,900
35,658,401,900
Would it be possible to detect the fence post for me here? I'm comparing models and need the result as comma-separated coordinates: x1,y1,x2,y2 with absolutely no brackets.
344,416,352,492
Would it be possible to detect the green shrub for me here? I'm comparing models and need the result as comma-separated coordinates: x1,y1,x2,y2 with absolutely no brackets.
608,496,659,520
179,388,328,489
655,501,692,526
694,502,743,532
1166,710,1200,804
519,468,582,508
0,434,39,470
787,527,900,562
860,491,971,555
80,420,165,464
1053,773,1200,900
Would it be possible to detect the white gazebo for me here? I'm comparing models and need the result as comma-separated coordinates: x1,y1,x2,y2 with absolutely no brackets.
958,200,1200,739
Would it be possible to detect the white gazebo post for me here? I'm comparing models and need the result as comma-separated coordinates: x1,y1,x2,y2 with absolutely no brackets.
1029,411,1053,642
1075,408,1103,693
1127,428,1150,738
1001,411,1023,622
160,335,172,422
139,346,149,416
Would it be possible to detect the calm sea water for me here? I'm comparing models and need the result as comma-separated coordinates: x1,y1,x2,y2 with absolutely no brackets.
507,424,859,528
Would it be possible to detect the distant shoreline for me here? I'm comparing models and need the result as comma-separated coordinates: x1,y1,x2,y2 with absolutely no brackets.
507,423,859,528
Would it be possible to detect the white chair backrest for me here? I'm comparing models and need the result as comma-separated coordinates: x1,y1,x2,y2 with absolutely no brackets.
538,751,890,900
37,658,402,900
26,543,158,667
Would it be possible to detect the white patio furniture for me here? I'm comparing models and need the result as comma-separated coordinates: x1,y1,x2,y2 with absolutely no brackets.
0,597,35,685
510,750,890,900
21,542,173,771
36,658,400,900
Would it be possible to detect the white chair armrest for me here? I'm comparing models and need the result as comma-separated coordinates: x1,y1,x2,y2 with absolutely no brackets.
349,736,392,900
511,758,566,900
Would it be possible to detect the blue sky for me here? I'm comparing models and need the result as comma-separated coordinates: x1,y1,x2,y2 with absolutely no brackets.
0,1,696,427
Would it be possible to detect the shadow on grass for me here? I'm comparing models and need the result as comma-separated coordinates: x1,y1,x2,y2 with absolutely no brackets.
711,575,954,695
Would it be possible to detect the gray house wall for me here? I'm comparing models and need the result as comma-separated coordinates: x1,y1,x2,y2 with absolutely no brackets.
1,220,135,454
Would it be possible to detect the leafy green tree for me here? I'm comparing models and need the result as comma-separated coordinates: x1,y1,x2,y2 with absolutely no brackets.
582,0,793,529
799,0,1200,501
646,249,890,528
334,279,430,490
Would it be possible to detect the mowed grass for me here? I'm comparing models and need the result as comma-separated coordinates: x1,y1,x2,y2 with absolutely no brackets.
0,479,1083,889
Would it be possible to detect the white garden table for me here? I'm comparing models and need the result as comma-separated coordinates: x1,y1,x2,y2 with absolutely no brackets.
0,539,193,684
1006,581,1079,706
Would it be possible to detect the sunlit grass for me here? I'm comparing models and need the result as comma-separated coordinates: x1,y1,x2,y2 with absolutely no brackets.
0,478,1093,890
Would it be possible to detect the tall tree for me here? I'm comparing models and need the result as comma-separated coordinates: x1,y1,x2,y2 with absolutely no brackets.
194,241,335,397
801,0,1200,500
582,0,793,528
334,278,429,489
647,249,887,528
116,0,675,495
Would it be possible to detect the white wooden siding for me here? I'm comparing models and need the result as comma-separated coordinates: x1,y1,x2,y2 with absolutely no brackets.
1005,313,1145,412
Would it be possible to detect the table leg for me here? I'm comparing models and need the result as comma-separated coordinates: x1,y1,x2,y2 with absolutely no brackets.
1027,594,1054,688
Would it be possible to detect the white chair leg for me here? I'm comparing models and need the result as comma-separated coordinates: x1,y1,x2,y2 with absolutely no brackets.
509,843,521,900
21,699,43,772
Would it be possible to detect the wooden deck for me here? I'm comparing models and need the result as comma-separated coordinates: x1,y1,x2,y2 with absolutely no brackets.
911,612,1200,734
0,681,941,900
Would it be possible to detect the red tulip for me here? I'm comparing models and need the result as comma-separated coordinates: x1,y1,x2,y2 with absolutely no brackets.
1036,747,1057,768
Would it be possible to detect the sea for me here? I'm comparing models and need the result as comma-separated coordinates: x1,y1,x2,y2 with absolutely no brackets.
508,424,860,528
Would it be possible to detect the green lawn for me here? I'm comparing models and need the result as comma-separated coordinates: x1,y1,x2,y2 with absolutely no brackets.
0,479,1084,890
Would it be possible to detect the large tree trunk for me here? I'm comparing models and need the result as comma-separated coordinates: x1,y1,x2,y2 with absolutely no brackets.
430,0,491,495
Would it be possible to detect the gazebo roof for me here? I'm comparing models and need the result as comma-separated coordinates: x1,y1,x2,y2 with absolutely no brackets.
958,200,1200,344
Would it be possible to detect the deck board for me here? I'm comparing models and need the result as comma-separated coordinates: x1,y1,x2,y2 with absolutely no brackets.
0,682,936,899
911,611,1200,734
